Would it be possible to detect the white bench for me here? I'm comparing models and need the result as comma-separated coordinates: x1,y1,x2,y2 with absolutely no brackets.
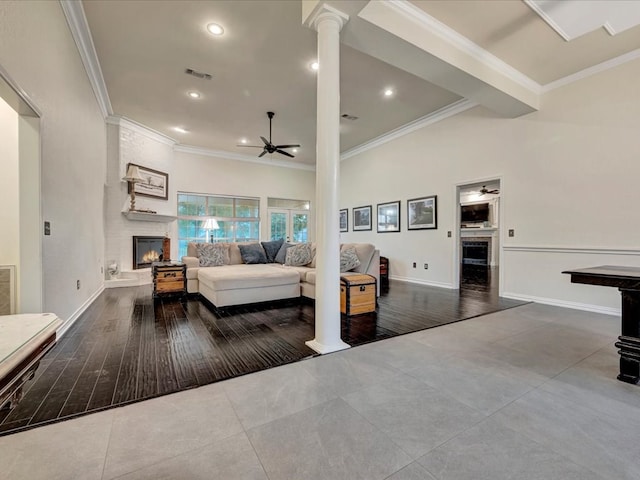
0,313,62,410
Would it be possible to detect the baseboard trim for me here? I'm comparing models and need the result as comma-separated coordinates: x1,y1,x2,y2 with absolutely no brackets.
390,275,456,289
501,291,620,316
57,285,105,338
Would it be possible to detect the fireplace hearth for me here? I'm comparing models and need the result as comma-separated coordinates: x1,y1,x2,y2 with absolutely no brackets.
133,236,167,269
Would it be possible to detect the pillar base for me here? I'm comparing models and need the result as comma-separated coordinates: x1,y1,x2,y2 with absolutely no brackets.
305,338,350,355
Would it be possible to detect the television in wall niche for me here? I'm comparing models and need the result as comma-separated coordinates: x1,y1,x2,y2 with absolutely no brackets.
461,203,490,223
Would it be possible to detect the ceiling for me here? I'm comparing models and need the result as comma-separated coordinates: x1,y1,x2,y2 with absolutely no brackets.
81,0,640,166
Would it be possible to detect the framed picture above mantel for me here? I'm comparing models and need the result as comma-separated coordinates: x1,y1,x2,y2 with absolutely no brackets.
127,163,169,200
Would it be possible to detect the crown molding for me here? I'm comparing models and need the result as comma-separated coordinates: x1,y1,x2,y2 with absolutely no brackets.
523,0,571,41
59,0,112,118
542,47,640,93
106,115,176,146
174,144,316,172
341,99,477,161
385,0,542,95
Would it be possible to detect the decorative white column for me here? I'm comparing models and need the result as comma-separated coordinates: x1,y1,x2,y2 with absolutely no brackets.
304,4,350,354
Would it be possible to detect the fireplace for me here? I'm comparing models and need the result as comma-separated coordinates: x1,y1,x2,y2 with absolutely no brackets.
132,236,168,269
461,239,490,266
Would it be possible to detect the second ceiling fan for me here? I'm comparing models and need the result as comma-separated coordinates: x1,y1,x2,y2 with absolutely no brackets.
238,111,300,158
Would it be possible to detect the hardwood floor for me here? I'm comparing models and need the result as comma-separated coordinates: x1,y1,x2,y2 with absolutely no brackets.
0,280,526,436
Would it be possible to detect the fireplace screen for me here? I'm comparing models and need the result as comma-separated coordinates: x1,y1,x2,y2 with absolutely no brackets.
133,236,165,269
461,240,490,266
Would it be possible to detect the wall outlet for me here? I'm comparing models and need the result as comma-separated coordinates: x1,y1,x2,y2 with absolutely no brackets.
508,229,515,237
424,263,428,269
447,231,452,237
44,221,51,236
76,280,80,290
412,262,416,268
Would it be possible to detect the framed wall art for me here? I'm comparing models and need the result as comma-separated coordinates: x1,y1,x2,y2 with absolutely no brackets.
407,195,437,230
127,163,169,200
339,209,348,232
352,205,372,231
377,200,400,233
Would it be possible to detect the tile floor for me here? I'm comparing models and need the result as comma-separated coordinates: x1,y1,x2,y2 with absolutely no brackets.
1,303,639,480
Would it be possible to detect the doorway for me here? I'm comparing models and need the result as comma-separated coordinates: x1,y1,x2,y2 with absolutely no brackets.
0,65,42,313
266,197,311,243
456,179,501,295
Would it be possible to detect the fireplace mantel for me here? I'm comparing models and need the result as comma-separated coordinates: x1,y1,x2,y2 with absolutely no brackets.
122,211,176,222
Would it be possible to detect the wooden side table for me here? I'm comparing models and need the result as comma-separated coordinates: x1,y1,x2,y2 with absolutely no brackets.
152,262,186,299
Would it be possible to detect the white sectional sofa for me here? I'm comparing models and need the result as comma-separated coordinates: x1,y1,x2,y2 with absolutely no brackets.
182,242,380,308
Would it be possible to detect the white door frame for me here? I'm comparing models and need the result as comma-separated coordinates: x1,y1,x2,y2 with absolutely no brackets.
0,65,43,313
267,208,311,242
452,175,504,295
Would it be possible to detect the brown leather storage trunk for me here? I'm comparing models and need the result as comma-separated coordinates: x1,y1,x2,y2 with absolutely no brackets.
340,274,376,315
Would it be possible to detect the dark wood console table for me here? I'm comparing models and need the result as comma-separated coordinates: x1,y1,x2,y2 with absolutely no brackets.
562,265,640,385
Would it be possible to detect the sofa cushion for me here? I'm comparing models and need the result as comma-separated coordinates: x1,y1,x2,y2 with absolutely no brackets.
195,243,230,267
341,243,375,274
238,243,267,264
261,239,284,263
281,265,314,282
275,242,294,264
198,264,299,291
285,243,313,266
340,247,361,272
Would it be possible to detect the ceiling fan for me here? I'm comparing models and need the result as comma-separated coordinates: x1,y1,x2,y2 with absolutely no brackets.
479,185,499,195
237,111,300,158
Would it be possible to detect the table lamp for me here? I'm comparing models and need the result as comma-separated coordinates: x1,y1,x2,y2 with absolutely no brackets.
123,164,144,211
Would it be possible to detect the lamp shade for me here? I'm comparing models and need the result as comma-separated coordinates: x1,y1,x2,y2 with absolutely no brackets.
122,165,143,183
202,218,220,230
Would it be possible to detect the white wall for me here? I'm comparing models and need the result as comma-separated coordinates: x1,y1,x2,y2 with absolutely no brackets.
341,58,640,313
104,121,176,272
0,1,107,321
0,95,20,287
173,151,316,242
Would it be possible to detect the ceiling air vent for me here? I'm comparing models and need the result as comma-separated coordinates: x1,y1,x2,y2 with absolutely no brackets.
341,113,358,121
185,68,212,80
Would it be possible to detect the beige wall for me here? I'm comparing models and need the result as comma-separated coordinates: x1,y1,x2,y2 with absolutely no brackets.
0,1,107,321
341,58,640,313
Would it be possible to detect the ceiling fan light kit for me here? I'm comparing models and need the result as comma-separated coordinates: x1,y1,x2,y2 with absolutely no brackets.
237,111,300,158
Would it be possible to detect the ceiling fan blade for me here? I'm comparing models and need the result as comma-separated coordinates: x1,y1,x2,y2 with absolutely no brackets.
260,136,270,146
258,149,268,158
274,144,300,149
275,149,294,158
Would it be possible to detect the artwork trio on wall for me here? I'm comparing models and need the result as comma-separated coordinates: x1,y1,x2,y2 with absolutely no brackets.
340,195,437,232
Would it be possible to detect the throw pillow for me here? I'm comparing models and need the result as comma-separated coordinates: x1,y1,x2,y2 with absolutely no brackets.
196,243,229,267
238,243,267,264
274,242,294,264
285,242,313,266
261,238,284,263
340,247,361,272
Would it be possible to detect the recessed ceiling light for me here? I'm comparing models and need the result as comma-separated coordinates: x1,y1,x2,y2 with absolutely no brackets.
292,148,298,153
188,91,200,99
384,88,394,97
310,61,319,71
240,138,248,144
173,127,188,134
207,23,224,36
